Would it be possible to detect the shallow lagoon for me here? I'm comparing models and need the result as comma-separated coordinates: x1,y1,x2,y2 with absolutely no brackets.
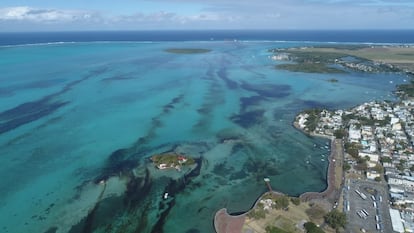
0,41,406,233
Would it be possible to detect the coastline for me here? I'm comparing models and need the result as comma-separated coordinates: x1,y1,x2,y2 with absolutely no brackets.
213,122,344,233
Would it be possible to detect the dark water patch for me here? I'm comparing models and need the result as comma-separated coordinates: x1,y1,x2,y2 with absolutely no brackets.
230,109,265,128
196,106,209,115
44,203,55,214
217,67,238,89
23,78,66,89
240,65,267,79
0,67,109,134
184,157,203,180
240,82,291,98
152,117,164,128
0,87,14,97
229,169,248,180
216,128,245,143
231,143,245,155
212,162,234,177
266,126,284,139
301,100,336,110
36,116,63,129
0,100,68,134
69,194,126,233
4,132,32,146
150,198,176,233
0,78,65,98
94,149,138,183
162,94,184,114
243,157,280,181
193,74,225,131
214,177,229,186
134,93,185,146
134,203,152,232
240,95,265,112
171,94,185,105
54,67,110,98
91,196,125,229
186,229,201,233
69,182,107,233
125,169,152,206
101,74,136,82
43,227,58,233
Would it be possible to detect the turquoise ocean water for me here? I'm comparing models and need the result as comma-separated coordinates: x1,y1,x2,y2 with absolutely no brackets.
0,40,408,233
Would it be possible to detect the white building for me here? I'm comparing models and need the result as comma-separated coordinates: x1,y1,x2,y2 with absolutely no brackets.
367,171,380,180
349,126,361,142
359,152,379,163
390,208,405,233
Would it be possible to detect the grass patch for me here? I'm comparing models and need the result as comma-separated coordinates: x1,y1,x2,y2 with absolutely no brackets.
306,205,326,222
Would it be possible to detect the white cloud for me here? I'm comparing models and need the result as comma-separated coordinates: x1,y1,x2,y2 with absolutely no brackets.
0,2,413,30
0,6,94,22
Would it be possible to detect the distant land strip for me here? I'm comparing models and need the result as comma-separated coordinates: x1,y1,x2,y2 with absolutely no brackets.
271,44,414,74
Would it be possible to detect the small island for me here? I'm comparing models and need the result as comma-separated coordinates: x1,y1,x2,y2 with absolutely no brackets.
151,153,195,171
164,48,212,54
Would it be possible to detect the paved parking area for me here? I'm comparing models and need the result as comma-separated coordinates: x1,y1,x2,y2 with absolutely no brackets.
343,179,392,233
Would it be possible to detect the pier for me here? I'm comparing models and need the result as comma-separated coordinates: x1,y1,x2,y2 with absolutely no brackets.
264,177,272,192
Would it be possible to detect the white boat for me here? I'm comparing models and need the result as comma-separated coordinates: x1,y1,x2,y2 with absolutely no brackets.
163,192,169,199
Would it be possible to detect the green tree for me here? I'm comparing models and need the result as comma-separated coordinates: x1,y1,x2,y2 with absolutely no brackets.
334,129,346,139
344,142,361,158
274,195,289,209
304,222,326,233
291,197,301,206
247,209,266,219
380,157,392,163
347,148,359,158
343,162,351,171
373,164,383,173
397,159,407,172
410,165,414,172
374,177,381,182
324,209,346,230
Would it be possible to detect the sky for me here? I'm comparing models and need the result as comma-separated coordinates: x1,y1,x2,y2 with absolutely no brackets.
0,0,414,31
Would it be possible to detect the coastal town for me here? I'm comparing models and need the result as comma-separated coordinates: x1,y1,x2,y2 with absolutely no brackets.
215,89,414,233
294,92,414,232
214,45,414,233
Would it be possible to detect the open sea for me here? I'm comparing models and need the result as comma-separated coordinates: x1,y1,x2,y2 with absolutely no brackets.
0,30,412,233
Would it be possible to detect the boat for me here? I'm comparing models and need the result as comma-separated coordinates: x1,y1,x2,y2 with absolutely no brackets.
163,192,169,199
